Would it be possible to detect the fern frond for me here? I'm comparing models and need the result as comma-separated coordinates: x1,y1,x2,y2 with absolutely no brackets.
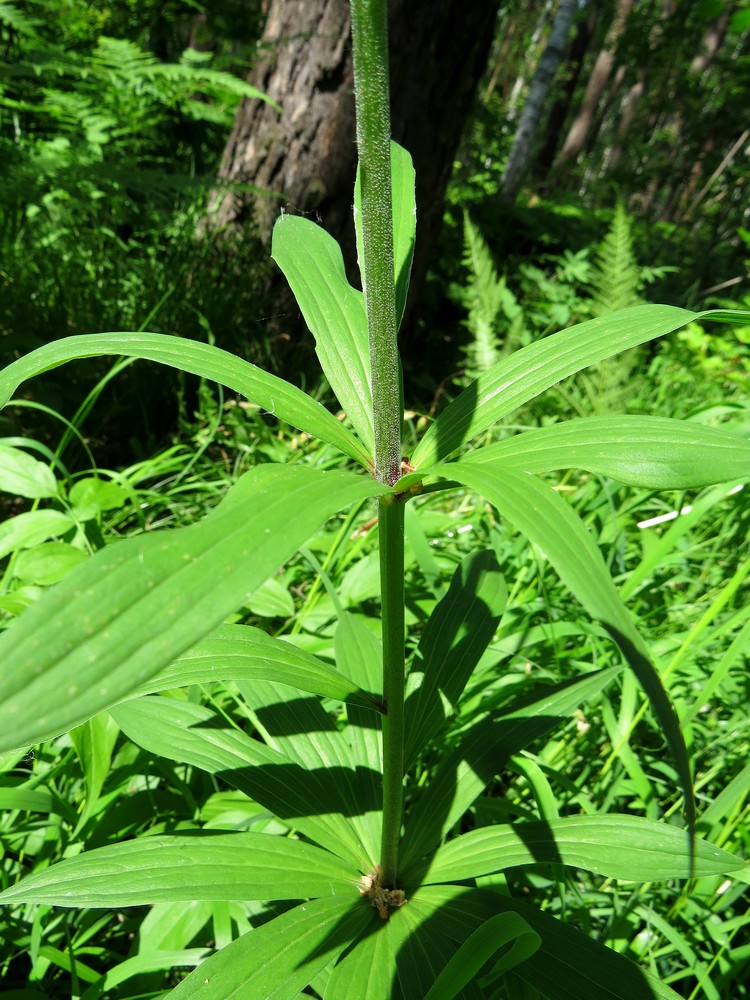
588,201,642,315
0,1,40,38
461,212,505,378
88,37,275,113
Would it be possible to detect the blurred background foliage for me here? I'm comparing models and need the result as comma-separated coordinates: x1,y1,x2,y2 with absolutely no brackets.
0,0,748,457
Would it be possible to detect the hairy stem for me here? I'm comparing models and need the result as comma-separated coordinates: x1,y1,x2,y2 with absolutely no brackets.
351,0,401,487
351,0,405,889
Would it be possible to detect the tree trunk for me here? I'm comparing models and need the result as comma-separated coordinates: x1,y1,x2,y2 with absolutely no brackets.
500,0,579,201
556,0,634,165
209,0,500,337
505,0,556,121
535,0,597,176
209,0,356,242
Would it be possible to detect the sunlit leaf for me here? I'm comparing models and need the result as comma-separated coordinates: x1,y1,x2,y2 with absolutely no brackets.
423,815,746,885
410,307,747,470
272,215,373,453
165,895,371,1000
0,465,388,752
112,695,369,870
0,444,58,498
0,509,74,560
399,667,622,874
460,415,750,488
0,334,370,468
438,462,695,832
0,832,357,906
129,623,382,711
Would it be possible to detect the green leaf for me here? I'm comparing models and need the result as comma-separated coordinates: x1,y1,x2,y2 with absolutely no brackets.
410,306,734,470
438,462,695,832
404,550,507,769
0,832,357,907
423,815,746,885
246,575,294,618
239,613,382,871
0,445,58,498
393,890,488,1000
129,623,382,711
399,666,622,875
325,883,485,1000
11,541,87,585
323,910,396,999
271,215,373,454
0,509,74,560
423,913,540,1000
111,695,369,870
333,611,385,865
237,655,382,870
460,415,750,488
0,465,388,752
69,713,119,829
82,948,210,997
0,334,370,469
68,478,127,519
165,895,372,1000
412,886,685,1000
355,140,417,328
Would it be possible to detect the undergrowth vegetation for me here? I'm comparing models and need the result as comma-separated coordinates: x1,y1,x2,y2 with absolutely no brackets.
0,1,749,998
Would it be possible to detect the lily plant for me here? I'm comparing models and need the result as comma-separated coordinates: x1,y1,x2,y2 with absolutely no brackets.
0,1,749,997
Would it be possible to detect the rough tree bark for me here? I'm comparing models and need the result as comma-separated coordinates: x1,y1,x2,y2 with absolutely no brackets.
208,0,500,334
500,0,579,201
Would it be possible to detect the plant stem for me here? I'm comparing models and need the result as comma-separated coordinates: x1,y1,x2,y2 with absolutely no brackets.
377,497,405,888
350,0,401,488
350,0,405,889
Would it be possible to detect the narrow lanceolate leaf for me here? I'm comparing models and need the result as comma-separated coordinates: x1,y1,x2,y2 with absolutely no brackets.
413,886,685,1000
112,696,370,871
237,669,382,870
411,306,736,469
333,612,385,865
324,882,488,1000
355,141,417,328
0,832,358,907
399,666,622,875
404,550,507,769
166,895,372,1000
423,913,540,1000
460,415,750,488
0,334,370,469
272,215,374,454
0,465,389,753
323,906,396,1000
128,623,382,712
423,815,746,885
438,462,695,831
